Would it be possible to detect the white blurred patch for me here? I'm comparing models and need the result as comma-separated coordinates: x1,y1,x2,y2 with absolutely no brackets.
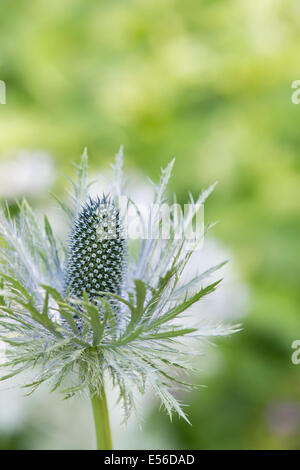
0,150,55,199
180,238,248,325
0,343,26,434
88,168,155,206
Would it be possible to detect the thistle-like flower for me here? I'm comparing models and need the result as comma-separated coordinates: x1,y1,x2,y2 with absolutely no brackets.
64,197,126,299
0,148,238,448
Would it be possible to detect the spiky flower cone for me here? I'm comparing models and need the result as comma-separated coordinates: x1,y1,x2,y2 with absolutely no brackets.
64,196,126,303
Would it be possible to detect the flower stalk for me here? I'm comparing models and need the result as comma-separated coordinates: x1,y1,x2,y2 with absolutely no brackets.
91,387,113,450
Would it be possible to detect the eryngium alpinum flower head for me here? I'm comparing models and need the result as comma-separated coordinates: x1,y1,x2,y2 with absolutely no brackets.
64,196,126,301
0,148,239,422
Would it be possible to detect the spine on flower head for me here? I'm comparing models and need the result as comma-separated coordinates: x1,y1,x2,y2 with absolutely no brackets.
64,196,126,302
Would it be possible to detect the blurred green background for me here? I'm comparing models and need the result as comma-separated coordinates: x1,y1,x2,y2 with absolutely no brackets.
0,0,300,450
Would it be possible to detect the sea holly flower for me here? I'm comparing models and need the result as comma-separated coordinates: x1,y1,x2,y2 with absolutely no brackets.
0,148,238,449
64,196,126,313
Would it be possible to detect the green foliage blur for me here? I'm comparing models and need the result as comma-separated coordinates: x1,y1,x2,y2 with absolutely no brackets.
0,0,300,449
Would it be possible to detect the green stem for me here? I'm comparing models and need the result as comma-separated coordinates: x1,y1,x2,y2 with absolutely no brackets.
91,386,113,450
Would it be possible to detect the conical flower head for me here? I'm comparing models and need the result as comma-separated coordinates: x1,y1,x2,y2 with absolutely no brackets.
64,196,126,301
